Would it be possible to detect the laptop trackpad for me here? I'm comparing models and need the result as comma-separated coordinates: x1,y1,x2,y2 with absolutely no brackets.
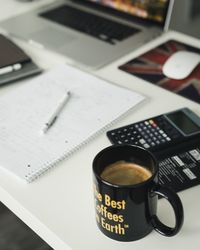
30,27,75,48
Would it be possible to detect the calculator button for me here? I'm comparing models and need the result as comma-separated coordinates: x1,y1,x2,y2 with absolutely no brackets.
166,137,171,141
139,139,146,144
149,120,154,124
113,136,119,140
143,143,150,148
140,131,147,136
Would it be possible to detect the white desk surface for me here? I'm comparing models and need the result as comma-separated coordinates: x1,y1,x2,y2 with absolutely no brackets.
0,1,200,249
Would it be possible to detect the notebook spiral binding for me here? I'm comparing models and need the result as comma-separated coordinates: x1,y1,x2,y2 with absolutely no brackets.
0,64,144,182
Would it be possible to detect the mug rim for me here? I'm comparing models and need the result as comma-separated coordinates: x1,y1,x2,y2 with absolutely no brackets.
93,144,158,188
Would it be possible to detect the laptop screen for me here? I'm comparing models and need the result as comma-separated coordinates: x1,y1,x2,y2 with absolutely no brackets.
85,0,171,26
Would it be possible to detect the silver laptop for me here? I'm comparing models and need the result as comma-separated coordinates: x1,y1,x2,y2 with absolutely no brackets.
0,0,174,69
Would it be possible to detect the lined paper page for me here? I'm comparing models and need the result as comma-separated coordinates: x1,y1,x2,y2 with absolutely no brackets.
0,64,145,182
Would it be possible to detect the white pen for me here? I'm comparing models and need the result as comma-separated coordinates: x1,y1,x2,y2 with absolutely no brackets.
42,91,71,134
0,63,22,75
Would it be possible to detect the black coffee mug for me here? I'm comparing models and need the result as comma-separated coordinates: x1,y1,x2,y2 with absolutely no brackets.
92,145,184,241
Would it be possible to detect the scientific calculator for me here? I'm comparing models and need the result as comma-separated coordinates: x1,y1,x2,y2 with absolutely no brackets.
107,108,200,193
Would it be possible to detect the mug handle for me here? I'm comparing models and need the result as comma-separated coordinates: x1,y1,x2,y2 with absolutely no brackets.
150,185,184,236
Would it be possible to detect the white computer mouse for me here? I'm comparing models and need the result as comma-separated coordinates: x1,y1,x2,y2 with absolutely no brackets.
162,51,200,80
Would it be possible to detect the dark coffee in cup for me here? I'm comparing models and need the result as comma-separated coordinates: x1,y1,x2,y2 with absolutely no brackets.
100,161,152,185
93,145,184,241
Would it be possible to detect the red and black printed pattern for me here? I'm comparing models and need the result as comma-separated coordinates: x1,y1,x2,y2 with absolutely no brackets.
119,40,200,104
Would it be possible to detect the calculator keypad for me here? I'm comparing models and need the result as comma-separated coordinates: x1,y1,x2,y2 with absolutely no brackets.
107,117,182,150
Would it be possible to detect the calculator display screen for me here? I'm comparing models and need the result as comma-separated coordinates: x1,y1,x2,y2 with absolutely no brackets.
167,111,200,135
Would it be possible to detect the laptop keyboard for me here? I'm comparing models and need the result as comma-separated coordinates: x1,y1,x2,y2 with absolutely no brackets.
40,5,140,45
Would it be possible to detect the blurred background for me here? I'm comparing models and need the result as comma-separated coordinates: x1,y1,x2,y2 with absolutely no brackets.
0,0,199,249
170,0,200,38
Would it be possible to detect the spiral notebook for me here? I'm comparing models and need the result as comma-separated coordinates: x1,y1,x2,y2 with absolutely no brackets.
0,64,145,182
